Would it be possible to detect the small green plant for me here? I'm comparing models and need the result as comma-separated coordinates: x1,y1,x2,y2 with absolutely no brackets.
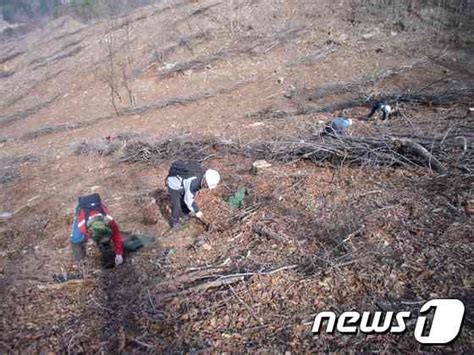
227,187,247,208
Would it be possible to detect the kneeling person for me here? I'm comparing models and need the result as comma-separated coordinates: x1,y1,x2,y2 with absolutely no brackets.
323,116,353,136
70,193,123,267
166,160,220,229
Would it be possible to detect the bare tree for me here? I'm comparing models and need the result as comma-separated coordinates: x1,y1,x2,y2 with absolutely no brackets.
120,19,136,107
103,23,121,116
97,18,139,116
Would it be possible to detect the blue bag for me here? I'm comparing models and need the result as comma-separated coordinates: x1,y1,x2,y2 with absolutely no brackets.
70,215,85,244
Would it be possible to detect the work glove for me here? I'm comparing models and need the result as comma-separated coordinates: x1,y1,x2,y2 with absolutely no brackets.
195,211,204,220
115,254,123,266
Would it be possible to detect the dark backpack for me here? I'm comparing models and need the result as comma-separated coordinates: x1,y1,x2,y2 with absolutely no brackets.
78,193,106,218
168,160,205,179
78,194,111,244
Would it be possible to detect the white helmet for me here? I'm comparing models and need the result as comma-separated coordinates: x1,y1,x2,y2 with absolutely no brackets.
204,169,220,189
347,118,353,126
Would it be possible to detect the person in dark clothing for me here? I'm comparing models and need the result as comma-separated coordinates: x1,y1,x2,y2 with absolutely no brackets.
166,160,221,229
368,101,392,121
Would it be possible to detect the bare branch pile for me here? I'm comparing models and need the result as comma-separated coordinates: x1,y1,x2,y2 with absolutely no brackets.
72,131,473,175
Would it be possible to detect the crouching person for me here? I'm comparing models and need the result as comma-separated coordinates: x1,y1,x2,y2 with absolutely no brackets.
323,116,353,136
368,101,392,121
70,193,123,267
166,160,220,230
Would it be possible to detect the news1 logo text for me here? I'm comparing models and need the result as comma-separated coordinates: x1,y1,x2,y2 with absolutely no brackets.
311,299,465,345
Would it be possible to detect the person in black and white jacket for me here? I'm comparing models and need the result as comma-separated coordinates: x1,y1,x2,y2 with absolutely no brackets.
166,160,221,229
368,101,392,121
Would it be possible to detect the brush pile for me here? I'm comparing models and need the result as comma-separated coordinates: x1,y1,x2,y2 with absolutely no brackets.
73,130,472,175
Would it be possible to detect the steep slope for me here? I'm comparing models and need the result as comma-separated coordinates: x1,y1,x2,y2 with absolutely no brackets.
0,0,473,352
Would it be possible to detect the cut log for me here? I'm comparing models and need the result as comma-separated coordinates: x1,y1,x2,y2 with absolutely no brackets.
394,138,448,175
251,160,272,175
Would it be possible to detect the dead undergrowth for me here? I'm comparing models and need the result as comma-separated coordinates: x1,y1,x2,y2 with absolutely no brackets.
72,124,473,175
2,153,472,352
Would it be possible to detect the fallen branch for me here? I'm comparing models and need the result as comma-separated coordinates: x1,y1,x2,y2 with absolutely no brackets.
216,265,298,279
252,223,290,243
188,275,245,292
228,284,264,325
155,267,230,290
156,275,245,300
89,295,113,312
394,138,448,174
129,338,155,349
186,257,231,272
155,265,297,301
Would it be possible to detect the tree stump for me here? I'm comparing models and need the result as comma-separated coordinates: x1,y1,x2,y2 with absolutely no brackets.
251,160,272,175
